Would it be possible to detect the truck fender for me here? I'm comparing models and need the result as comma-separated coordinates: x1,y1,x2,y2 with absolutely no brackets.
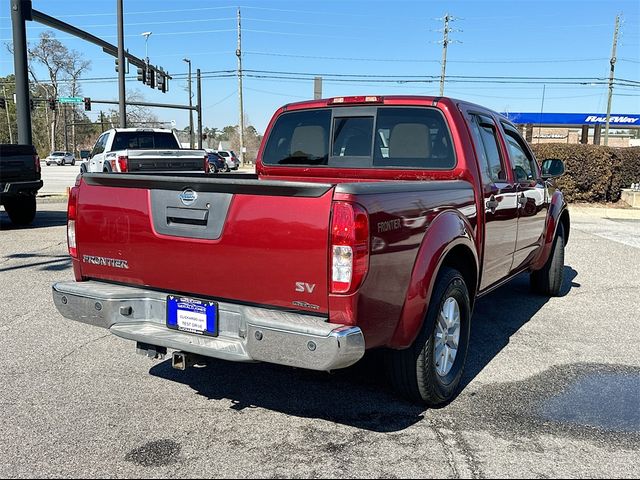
388,209,478,349
530,190,569,271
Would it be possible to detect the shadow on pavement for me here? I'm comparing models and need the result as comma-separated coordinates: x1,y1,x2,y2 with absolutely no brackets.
0,208,68,230
150,266,578,432
0,252,72,273
461,266,579,391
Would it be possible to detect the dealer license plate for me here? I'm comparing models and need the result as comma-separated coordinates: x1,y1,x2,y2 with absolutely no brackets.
166,295,218,336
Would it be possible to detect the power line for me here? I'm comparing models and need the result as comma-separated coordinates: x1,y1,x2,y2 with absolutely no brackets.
244,51,609,64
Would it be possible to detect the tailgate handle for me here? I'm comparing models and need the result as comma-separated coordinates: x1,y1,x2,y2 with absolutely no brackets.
166,207,209,227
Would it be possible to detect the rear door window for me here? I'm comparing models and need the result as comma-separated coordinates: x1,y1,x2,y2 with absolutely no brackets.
468,114,507,184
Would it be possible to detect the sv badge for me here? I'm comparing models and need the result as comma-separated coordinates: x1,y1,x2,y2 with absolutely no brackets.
295,282,316,293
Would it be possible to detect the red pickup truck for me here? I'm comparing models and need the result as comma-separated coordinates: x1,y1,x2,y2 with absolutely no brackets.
52,96,569,406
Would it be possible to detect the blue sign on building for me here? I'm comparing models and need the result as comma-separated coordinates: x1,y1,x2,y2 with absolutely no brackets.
504,112,640,127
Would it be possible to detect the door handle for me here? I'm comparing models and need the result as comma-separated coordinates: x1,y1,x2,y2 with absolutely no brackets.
486,195,499,213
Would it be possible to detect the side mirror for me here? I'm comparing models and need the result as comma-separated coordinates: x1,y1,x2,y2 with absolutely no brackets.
541,158,565,179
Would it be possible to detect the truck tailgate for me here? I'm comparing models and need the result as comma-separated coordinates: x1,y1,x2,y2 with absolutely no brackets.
108,149,205,172
74,174,334,313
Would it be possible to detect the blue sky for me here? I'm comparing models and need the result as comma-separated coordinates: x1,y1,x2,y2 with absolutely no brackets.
1,0,639,133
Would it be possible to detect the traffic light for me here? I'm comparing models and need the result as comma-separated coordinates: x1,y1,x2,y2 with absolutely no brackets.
115,58,129,73
0,97,5,109
29,99,34,111
137,66,147,83
84,97,91,111
49,98,56,110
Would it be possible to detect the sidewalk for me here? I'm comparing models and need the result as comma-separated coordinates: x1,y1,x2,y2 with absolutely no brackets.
569,203,640,220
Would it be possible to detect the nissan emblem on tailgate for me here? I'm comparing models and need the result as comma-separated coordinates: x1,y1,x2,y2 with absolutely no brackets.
179,189,197,206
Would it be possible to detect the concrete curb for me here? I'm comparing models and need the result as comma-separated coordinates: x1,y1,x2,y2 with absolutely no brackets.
569,203,640,220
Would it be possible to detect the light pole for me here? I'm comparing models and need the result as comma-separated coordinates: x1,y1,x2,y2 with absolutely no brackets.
141,31,152,62
183,58,194,149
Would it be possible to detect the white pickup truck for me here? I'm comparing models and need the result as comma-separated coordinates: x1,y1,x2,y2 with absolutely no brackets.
83,128,207,173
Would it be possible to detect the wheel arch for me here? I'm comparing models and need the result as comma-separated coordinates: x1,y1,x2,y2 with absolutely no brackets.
388,209,479,349
531,191,569,271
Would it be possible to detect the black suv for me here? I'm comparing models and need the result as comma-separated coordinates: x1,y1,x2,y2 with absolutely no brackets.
0,144,43,225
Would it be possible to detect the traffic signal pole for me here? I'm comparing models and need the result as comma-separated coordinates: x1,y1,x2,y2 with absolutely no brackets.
116,0,126,127
10,0,32,144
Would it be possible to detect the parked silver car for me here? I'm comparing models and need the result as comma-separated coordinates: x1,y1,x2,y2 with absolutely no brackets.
45,151,75,166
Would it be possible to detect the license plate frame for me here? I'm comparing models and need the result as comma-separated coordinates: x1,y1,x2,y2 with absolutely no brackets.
166,295,218,337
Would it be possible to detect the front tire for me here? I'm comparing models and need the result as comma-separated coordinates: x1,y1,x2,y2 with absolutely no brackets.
4,195,37,226
530,224,565,296
386,267,471,406
71,159,75,166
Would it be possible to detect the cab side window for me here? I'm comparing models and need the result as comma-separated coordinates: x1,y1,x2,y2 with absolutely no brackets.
502,126,537,182
91,134,107,157
468,114,506,184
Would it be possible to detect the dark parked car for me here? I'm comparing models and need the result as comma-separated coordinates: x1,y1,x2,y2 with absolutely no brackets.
207,152,226,173
215,150,240,171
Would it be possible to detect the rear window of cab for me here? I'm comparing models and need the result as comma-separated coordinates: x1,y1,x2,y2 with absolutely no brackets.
262,107,456,169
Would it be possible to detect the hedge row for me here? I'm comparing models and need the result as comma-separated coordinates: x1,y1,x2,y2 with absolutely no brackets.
530,144,640,203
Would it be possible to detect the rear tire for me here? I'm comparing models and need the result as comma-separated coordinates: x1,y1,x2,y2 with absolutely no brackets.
530,224,565,296
4,195,37,226
385,267,471,406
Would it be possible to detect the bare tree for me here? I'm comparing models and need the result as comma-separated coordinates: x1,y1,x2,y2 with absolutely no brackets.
64,51,91,153
27,31,91,152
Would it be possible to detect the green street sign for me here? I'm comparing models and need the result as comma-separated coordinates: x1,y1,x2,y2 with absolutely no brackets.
57,96,83,103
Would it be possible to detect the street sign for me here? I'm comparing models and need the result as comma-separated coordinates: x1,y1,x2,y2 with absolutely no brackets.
57,96,83,104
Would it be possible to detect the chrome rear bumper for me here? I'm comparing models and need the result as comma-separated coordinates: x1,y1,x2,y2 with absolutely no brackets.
52,281,364,371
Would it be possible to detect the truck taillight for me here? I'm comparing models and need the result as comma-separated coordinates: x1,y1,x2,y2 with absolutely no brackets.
110,155,128,172
204,155,210,172
67,186,79,258
330,201,369,294
34,154,41,173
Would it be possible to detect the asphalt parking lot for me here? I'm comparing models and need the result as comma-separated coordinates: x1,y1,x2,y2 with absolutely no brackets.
1,202,638,478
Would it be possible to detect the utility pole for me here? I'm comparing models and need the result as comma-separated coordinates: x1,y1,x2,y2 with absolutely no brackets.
314,77,322,100
236,7,245,166
604,14,620,146
116,0,126,127
183,58,194,148
2,85,13,143
438,13,460,97
100,110,105,132
537,84,546,144
10,0,32,144
197,68,202,149
63,103,69,151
